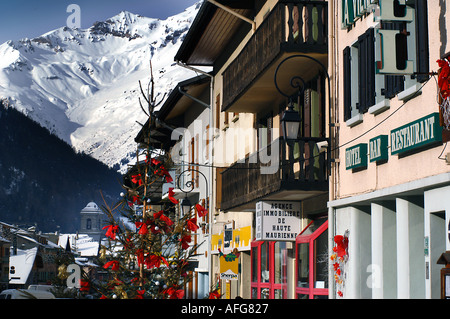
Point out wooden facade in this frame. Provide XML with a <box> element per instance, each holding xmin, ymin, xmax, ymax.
<box><xmin>222</xmin><ymin>0</ymin><xmax>328</xmax><ymax>113</ymax></box>
<box><xmin>218</xmin><ymin>1</ymin><xmax>330</xmax><ymax>212</ymax></box>
<box><xmin>221</xmin><ymin>137</ymin><xmax>329</xmax><ymax>211</ymax></box>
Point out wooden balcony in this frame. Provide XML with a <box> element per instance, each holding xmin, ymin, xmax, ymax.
<box><xmin>222</xmin><ymin>0</ymin><xmax>328</xmax><ymax>113</ymax></box>
<box><xmin>220</xmin><ymin>137</ymin><xmax>329</xmax><ymax>212</ymax></box>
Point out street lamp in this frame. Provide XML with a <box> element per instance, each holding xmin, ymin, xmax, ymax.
<box><xmin>275</xmin><ymin>54</ymin><xmax>330</xmax><ymax>143</ymax></box>
<box><xmin>281</xmin><ymin>102</ymin><xmax>301</xmax><ymax>142</ymax></box>
<box><xmin>180</xmin><ymin>197</ymin><xmax>192</xmax><ymax>217</ymax></box>
<box><xmin>176</xmin><ymin>169</ymin><xmax>208</xmax><ymax>217</ymax></box>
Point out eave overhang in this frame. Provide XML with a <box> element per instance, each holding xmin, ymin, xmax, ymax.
<box><xmin>175</xmin><ymin>0</ymin><xmax>255</xmax><ymax>66</ymax></box>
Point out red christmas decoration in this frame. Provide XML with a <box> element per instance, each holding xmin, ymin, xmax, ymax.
<box><xmin>195</xmin><ymin>203</ymin><xmax>208</xmax><ymax>218</ymax></box>
<box><xmin>103</xmin><ymin>260</ymin><xmax>120</xmax><ymax>271</ymax></box>
<box><xmin>168</xmin><ymin>188</ymin><xmax>179</xmax><ymax>204</ymax></box>
<box><xmin>103</xmin><ymin>224</ymin><xmax>119</xmax><ymax>240</ymax></box>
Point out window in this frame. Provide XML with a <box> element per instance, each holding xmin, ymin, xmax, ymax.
<box><xmin>343</xmin><ymin>28</ymin><xmax>375</xmax><ymax>122</ymax></box>
<box><xmin>358</xmin><ymin>27</ymin><xmax>376</xmax><ymax>114</ymax></box>
<box><xmin>414</xmin><ymin>0</ymin><xmax>429</xmax><ymax>83</ymax></box>
<box><xmin>257</xmin><ymin>112</ymin><xmax>273</xmax><ymax>150</ymax></box>
<box><xmin>296</xmin><ymin>219</ymin><xmax>328</xmax><ymax>299</ymax></box>
<box><xmin>215</xmin><ymin>94</ymin><xmax>221</xmax><ymax>131</ymax></box>
<box><xmin>343</xmin><ymin>1</ymin><xmax>429</xmax><ymax>123</ymax></box>
<box><xmin>224</xmin><ymin>111</ymin><xmax>229</xmax><ymax>128</ymax></box>
<box><xmin>86</xmin><ymin>218</ymin><xmax>92</xmax><ymax>230</ymax></box>
<box><xmin>205</xmin><ymin>125</ymin><xmax>210</xmax><ymax>161</ymax></box>
<box><xmin>251</xmin><ymin>241</ymin><xmax>287</xmax><ymax>299</ymax></box>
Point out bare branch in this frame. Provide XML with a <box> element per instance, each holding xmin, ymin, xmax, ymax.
<box><xmin>138</xmin><ymin>98</ymin><xmax>149</xmax><ymax>117</ymax></box>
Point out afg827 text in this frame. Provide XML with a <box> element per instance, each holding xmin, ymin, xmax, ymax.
<box><xmin>224</xmin><ymin>303</ymin><xmax>269</xmax><ymax>314</ymax></box>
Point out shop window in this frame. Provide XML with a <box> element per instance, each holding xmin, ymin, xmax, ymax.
<box><xmin>260</xmin><ymin>241</ymin><xmax>269</xmax><ymax>283</ymax></box>
<box><xmin>297</xmin><ymin>242</ymin><xmax>309</xmax><ymax>288</ymax></box>
<box><xmin>251</xmin><ymin>241</ymin><xmax>287</xmax><ymax>299</ymax></box>
<box><xmin>295</xmin><ymin>219</ymin><xmax>328</xmax><ymax>299</ymax></box>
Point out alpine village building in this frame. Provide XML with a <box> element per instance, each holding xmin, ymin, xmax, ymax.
<box><xmin>137</xmin><ymin>0</ymin><xmax>450</xmax><ymax>299</ymax></box>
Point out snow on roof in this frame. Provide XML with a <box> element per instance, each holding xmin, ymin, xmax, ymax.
<box><xmin>16</xmin><ymin>233</ymin><xmax>43</xmax><ymax>246</ymax></box>
<box><xmin>58</xmin><ymin>233</ymin><xmax>99</xmax><ymax>257</ymax></box>
<box><xmin>45</xmin><ymin>239</ymin><xmax>60</xmax><ymax>249</ymax></box>
<box><xmin>9</xmin><ymin>247</ymin><xmax>38</xmax><ymax>285</ymax></box>
<box><xmin>75</xmin><ymin>258</ymin><xmax>100</xmax><ymax>268</ymax></box>
<box><xmin>0</xmin><ymin>235</ymin><xmax>10</xmax><ymax>243</ymax></box>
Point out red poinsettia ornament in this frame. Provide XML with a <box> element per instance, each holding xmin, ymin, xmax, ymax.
<box><xmin>162</xmin><ymin>286</ymin><xmax>184</xmax><ymax>299</ymax></box>
<box><xmin>168</xmin><ymin>188</ymin><xmax>179</xmax><ymax>204</ymax></box>
<box><xmin>135</xmin><ymin>221</ymin><xmax>149</xmax><ymax>235</ymax></box>
<box><xmin>333</xmin><ymin>235</ymin><xmax>348</xmax><ymax>258</ymax></box>
<box><xmin>437</xmin><ymin>59</ymin><xmax>450</xmax><ymax>99</ymax></box>
<box><xmin>154</xmin><ymin>210</ymin><xmax>174</xmax><ymax>227</ymax></box>
<box><xmin>131</xmin><ymin>174</ymin><xmax>143</xmax><ymax>186</ymax></box>
<box><xmin>179</xmin><ymin>234</ymin><xmax>192</xmax><ymax>250</ymax></box>
<box><xmin>208</xmin><ymin>289</ymin><xmax>221</xmax><ymax>299</ymax></box>
<box><xmin>195</xmin><ymin>203</ymin><xmax>208</xmax><ymax>218</ymax></box>
<box><xmin>103</xmin><ymin>260</ymin><xmax>120</xmax><ymax>271</ymax></box>
<box><xmin>103</xmin><ymin>224</ymin><xmax>119</xmax><ymax>240</ymax></box>
<box><xmin>145</xmin><ymin>254</ymin><xmax>169</xmax><ymax>269</ymax></box>
<box><xmin>79</xmin><ymin>279</ymin><xmax>90</xmax><ymax>292</ymax></box>
<box><xmin>149</xmin><ymin>158</ymin><xmax>173</xmax><ymax>183</ymax></box>
<box><xmin>186</xmin><ymin>217</ymin><xmax>199</xmax><ymax>231</ymax></box>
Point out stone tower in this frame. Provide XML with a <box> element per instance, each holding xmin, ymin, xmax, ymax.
<box><xmin>79</xmin><ymin>202</ymin><xmax>105</xmax><ymax>241</ymax></box>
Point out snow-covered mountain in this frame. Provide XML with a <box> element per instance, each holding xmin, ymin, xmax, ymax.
<box><xmin>0</xmin><ymin>2</ymin><xmax>202</xmax><ymax>173</ymax></box>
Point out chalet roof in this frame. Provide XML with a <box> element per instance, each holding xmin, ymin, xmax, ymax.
<box><xmin>174</xmin><ymin>0</ymin><xmax>255</xmax><ymax>66</ymax></box>
<box><xmin>135</xmin><ymin>74</ymin><xmax>211</xmax><ymax>150</ymax></box>
<box><xmin>58</xmin><ymin>234</ymin><xmax>100</xmax><ymax>257</ymax></box>
<box><xmin>9</xmin><ymin>247</ymin><xmax>37</xmax><ymax>285</ymax></box>
<box><xmin>156</xmin><ymin>74</ymin><xmax>211</xmax><ymax>123</ymax></box>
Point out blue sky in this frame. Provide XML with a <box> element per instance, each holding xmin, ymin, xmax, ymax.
<box><xmin>0</xmin><ymin>0</ymin><xmax>200</xmax><ymax>44</ymax></box>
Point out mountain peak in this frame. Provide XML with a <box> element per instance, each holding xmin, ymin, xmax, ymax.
<box><xmin>109</xmin><ymin>11</ymin><xmax>144</xmax><ymax>23</ymax></box>
<box><xmin>89</xmin><ymin>11</ymin><xmax>153</xmax><ymax>40</ymax></box>
<box><xmin>0</xmin><ymin>3</ymin><xmax>202</xmax><ymax>173</ymax></box>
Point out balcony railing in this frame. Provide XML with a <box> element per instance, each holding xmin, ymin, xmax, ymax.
<box><xmin>220</xmin><ymin>137</ymin><xmax>329</xmax><ymax>211</ymax></box>
<box><xmin>222</xmin><ymin>0</ymin><xmax>328</xmax><ymax>111</ymax></box>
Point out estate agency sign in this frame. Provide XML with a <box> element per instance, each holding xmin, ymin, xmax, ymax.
<box><xmin>255</xmin><ymin>201</ymin><xmax>301</xmax><ymax>241</ymax></box>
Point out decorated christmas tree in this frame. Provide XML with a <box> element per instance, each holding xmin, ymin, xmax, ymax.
<box><xmin>55</xmin><ymin>62</ymin><xmax>216</xmax><ymax>299</ymax></box>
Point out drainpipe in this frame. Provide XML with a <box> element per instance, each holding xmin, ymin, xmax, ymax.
<box><xmin>328</xmin><ymin>0</ymin><xmax>339</xmax><ymax>299</ymax></box>
<box><xmin>207</xmin><ymin>0</ymin><xmax>256</xmax><ymax>32</ymax></box>
<box><xmin>175</xmin><ymin>60</ymin><xmax>215</xmax><ymax>295</ymax></box>
<box><xmin>178</xmin><ymin>87</ymin><xmax>210</xmax><ymax>109</ymax></box>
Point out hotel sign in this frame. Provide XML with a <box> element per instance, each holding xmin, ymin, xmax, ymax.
<box><xmin>341</xmin><ymin>0</ymin><xmax>374</xmax><ymax>29</ymax></box>
<box><xmin>391</xmin><ymin>113</ymin><xmax>442</xmax><ymax>156</ymax></box>
<box><xmin>345</xmin><ymin>113</ymin><xmax>443</xmax><ymax>173</ymax></box>
<box><xmin>345</xmin><ymin>143</ymin><xmax>368</xmax><ymax>171</ymax></box>
<box><xmin>255</xmin><ymin>201</ymin><xmax>301</xmax><ymax>241</ymax></box>
<box><xmin>342</xmin><ymin>0</ymin><xmax>416</xmax><ymax>75</ymax></box>
<box><xmin>342</xmin><ymin>0</ymin><xmax>414</xmax><ymax>29</ymax></box>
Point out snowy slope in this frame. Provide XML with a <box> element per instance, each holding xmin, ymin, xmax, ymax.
<box><xmin>0</xmin><ymin>2</ymin><xmax>202</xmax><ymax>173</ymax></box>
